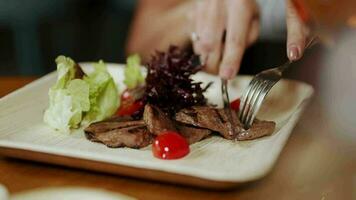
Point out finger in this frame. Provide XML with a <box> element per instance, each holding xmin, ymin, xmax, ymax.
<box><xmin>192</xmin><ymin>0</ymin><xmax>205</xmax><ymax>56</ymax></box>
<box><xmin>286</xmin><ymin>0</ymin><xmax>308</xmax><ymax>61</ymax></box>
<box><xmin>193</xmin><ymin>0</ymin><xmax>225</xmax><ymax>72</ymax></box>
<box><xmin>205</xmin><ymin>42</ymin><xmax>223</xmax><ymax>74</ymax></box>
<box><xmin>247</xmin><ymin>18</ymin><xmax>259</xmax><ymax>46</ymax></box>
<box><xmin>219</xmin><ymin>0</ymin><xmax>258</xmax><ymax>79</ymax></box>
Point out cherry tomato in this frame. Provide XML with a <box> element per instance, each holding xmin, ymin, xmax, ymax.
<box><xmin>121</xmin><ymin>90</ymin><xmax>132</xmax><ymax>101</ymax></box>
<box><xmin>116</xmin><ymin>88</ymin><xmax>145</xmax><ymax>116</ymax></box>
<box><xmin>230</xmin><ymin>98</ymin><xmax>241</xmax><ymax>111</ymax></box>
<box><xmin>152</xmin><ymin>131</ymin><xmax>190</xmax><ymax>160</ymax></box>
<box><xmin>116</xmin><ymin>100</ymin><xmax>145</xmax><ymax>116</ymax></box>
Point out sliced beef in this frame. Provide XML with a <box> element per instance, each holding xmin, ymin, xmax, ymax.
<box><xmin>175</xmin><ymin>106</ymin><xmax>241</xmax><ymax>139</ymax></box>
<box><xmin>85</xmin><ymin>104</ymin><xmax>275</xmax><ymax>149</ymax></box>
<box><xmin>102</xmin><ymin>116</ymin><xmax>134</xmax><ymax>122</ymax></box>
<box><xmin>143</xmin><ymin>104</ymin><xmax>176</xmax><ymax>135</ymax></box>
<box><xmin>175</xmin><ymin>106</ymin><xmax>275</xmax><ymax>140</ymax></box>
<box><xmin>176</xmin><ymin>124</ymin><xmax>211</xmax><ymax>144</ymax></box>
<box><xmin>236</xmin><ymin>119</ymin><xmax>276</xmax><ymax>141</ymax></box>
<box><xmin>85</xmin><ymin>124</ymin><xmax>153</xmax><ymax>148</ymax></box>
<box><xmin>84</xmin><ymin>119</ymin><xmax>145</xmax><ymax>134</ymax></box>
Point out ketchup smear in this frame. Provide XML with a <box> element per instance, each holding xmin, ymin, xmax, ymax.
<box><xmin>152</xmin><ymin>131</ymin><xmax>190</xmax><ymax>159</ymax></box>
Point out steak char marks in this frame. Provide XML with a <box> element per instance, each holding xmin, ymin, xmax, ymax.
<box><xmin>85</xmin><ymin>104</ymin><xmax>212</xmax><ymax>148</ymax></box>
<box><xmin>175</xmin><ymin>106</ymin><xmax>242</xmax><ymax>139</ymax></box>
<box><xmin>143</xmin><ymin>104</ymin><xmax>177</xmax><ymax>135</ymax></box>
<box><xmin>84</xmin><ymin>117</ymin><xmax>152</xmax><ymax>148</ymax></box>
<box><xmin>85</xmin><ymin>104</ymin><xmax>275</xmax><ymax>148</ymax></box>
<box><xmin>143</xmin><ymin>104</ymin><xmax>211</xmax><ymax>144</ymax></box>
<box><xmin>175</xmin><ymin>106</ymin><xmax>275</xmax><ymax>140</ymax></box>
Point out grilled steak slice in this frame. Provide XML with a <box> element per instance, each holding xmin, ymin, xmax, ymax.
<box><xmin>175</xmin><ymin>106</ymin><xmax>241</xmax><ymax>139</ymax></box>
<box><xmin>236</xmin><ymin>119</ymin><xmax>275</xmax><ymax>140</ymax></box>
<box><xmin>102</xmin><ymin>116</ymin><xmax>133</xmax><ymax>122</ymax></box>
<box><xmin>84</xmin><ymin>119</ymin><xmax>145</xmax><ymax>134</ymax></box>
<box><xmin>175</xmin><ymin>106</ymin><xmax>275</xmax><ymax>140</ymax></box>
<box><xmin>177</xmin><ymin>124</ymin><xmax>211</xmax><ymax>144</ymax></box>
<box><xmin>143</xmin><ymin>104</ymin><xmax>176</xmax><ymax>135</ymax></box>
<box><xmin>85</xmin><ymin>124</ymin><xmax>153</xmax><ymax>148</ymax></box>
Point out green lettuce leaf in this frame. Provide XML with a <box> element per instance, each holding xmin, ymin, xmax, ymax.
<box><xmin>44</xmin><ymin>56</ymin><xmax>119</xmax><ymax>132</ymax></box>
<box><xmin>44</xmin><ymin>56</ymin><xmax>90</xmax><ymax>132</ymax></box>
<box><xmin>82</xmin><ymin>60</ymin><xmax>119</xmax><ymax>124</ymax></box>
<box><xmin>67</xmin><ymin>79</ymin><xmax>90</xmax><ymax>127</ymax></box>
<box><xmin>124</xmin><ymin>54</ymin><xmax>144</xmax><ymax>89</ymax></box>
<box><xmin>54</xmin><ymin>55</ymin><xmax>76</xmax><ymax>89</ymax></box>
<box><xmin>44</xmin><ymin>88</ymin><xmax>74</xmax><ymax>133</ymax></box>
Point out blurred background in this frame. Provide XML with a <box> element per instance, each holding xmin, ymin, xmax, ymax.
<box><xmin>0</xmin><ymin>0</ymin><xmax>136</xmax><ymax>75</ymax></box>
<box><xmin>0</xmin><ymin>0</ymin><xmax>288</xmax><ymax>76</ymax></box>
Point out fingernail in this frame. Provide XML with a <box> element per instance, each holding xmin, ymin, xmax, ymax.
<box><xmin>288</xmin><ymin>45</ymin><xmax>300</xmax><ymax>61</ymax></box>
<box><xmin>219</xmin><ymin>67</ymin><xmax>234</xmax><ymax>80</ymax></box>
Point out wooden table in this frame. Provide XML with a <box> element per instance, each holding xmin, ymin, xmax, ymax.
<box><xmin>0</xmin><ymin>76</ymin><xmax>355</xmax><ymax>199</ymax></box>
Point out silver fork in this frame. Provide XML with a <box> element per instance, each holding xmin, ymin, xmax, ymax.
<box><xmin>221</xmin><ymin>78</ymin><xmax>236</xmax><ymax>135</ymax></box>
<box><xmin>238</xmin><ymin>37</ymin><xmax>317</xmax><ymax>129</ymax></box>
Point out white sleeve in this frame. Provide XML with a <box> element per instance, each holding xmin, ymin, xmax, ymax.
<box><xmin>256</xmin><ymin>0</ymin><xmax>287</xmax><ymax>41</ymax></box>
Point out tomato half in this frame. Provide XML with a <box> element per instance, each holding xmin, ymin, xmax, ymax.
<box><xmin>116</xmin><ymin>89</ymin><xmax>145</xmax><ymax>116</ymax></box>
<box><xmin>116</xmin><ymin>100</ymin><xmax>145</xmax><ymax>116</ymax></box>
<box><xmin>152</xmin><ymin>131</ymin><xmax>190</xmax><ymax>160</ymax></box>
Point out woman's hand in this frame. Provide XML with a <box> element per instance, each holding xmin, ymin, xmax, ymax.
<box><xmin>286</xmin><ymin>0</ymin><xmax>310</xmax><ymax>61</ymax></box>
<box><xmin>192</xmin><ymin>0</ymin><xmax>259</xmax><ymax>80</ymax></box>
<box><xmin>191</xmin><ymin>0</ymin><xmax>310</xmax><ymax>80</ymax></box>
<box><xmin>128</xmin><ymin>0</ymin><xmax>310</xmax><ymax>78</ymax></box>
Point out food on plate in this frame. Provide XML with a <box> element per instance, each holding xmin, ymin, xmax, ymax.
<box><xmin>144</xmin><ymin>46</ymin><xmax>210</xmax><ymax>115</ymax></box>
<box><xmin>85</xmin><ymin>116</ymin><xmax>152</xmax><ymax>149</ymax></box>
<box><xmin>81</xmin><ymin>60</ymin><xmax>119</xmax><ymax>124</ymax></box>
<box><xmin>230</xmin><ymin>98</ymin><xmax>241</xmax><ymax>111</ymax></box>
<box><xmin>152</xmin><ymin>131</ymin><xmax>190</xmax><ymax>159</ymax></box>
<box><xmin>43</xmin><ymin>56</ymin><xmax>90</xmax><ymax>133</ymax></box>
<box><xmin>84</xmin><ymin>104</ymin><xmax>211</xmax><ymax>149</ymax></box>
<box><xmin>123</xmin><ymin>54</ymin><xmax>145</xmax><ymax>89</ymax></box>
<box><xmin>44</xmin><ymin>47</ymin><xmax>275</xmax><ymax>159</ymax></box>
<box><xmin>83</xmin><ymin>46</ymin><xmax>275</xmax><ymax>159</ymax></box>
<box><xmin>143</xmin><ymin>104</ymin><xmax>177</xmax><ymax>135</ymax></box>
<box><xmin>44</xmin><ymin>56</ymin><xmax>119</xmax><ymax>133</ymax></box>
<box><xmin>175</xmin><ymin>106</ymin><xmax>275</xmax><ymax>140</ymax></box>
<box><xmin>116</xmin><ymin>55</ymin><xmax>146</xmax><ymax>118</ymax></box>
<box><xmin>116</xmin><ymin>87</ymin><xmax>145</xmax><ymax>117</ymax></box>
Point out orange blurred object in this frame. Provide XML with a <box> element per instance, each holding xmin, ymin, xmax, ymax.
<box><xmin>292</xmin><ymin>0</ymin><xmax>356</xmax><ymax>27</ymax></box>
<box><xmin>292</xmin><ymin>0</ymin><xmax>356</xmax><ymax>41</ymax></box>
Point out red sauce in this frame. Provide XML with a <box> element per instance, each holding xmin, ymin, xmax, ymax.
<box><xmin>230</xmin><ymin>98</ymin><xmax>241</xmax><ymax>111</ymax></box>
<box><xmin>152</xmin><ymin>131</ymin><xmax>190</xmax><ymax>159</ymax></box>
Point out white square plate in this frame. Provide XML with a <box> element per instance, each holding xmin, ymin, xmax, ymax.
<box><xmin>0</xmin><ymin>63</ymin><xmax>313</xmax><ymax>189</ymax></box>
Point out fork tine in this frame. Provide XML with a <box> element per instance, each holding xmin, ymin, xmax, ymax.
<box><xmin>246</xmin><ymin>81</ymin><xmax>277</xmax><ymax>127</ymax></box>
<box><xmin>239</xmin><ymin>78</ymin><xmax>258</xmax><ymax>118</ymax></box>
<box><xmin>241</xmin><ymin>80</ymin><xmax>266</xmax><ymax>126</ymax></box>
<box><xmin>240</xmin><ymin>80</ymin><xmax>265</xmax><ymax>125</ymax></box>
<box><xmin>239</xmin><ymin>80</ymin><xmax>259</xmax><ymax>122</ymax></box>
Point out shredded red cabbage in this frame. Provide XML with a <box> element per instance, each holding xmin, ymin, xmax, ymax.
<box><xmin>144</xmin><ymin>46</ymin><xmax>210</xmax><ymax>116</ymax></box>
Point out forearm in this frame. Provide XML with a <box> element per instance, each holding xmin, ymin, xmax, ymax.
<box><xmin>127</xmin><ymin>1</ymin><xmax>194</xmax><ymax>61</ymax></box>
